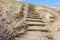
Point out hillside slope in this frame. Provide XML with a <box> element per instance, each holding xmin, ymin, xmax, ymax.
<box><xmin>0</xmin><ymin>0</ymin><xmax>60</xmax><ymax>40</ymax></box>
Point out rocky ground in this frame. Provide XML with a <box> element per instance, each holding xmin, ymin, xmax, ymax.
<box><xmin>0</xmin><ymin>0</ymin><xmax>60</xmax><ymax>40</ymax></box>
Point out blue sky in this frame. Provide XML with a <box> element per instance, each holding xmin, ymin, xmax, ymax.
<box><xmin>20</xmin><ymin>0</ymin><xmax>60</xmax><ymax>8</ymax></box>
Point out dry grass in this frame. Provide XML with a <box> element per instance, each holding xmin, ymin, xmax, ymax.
<box><xmin>0</xmin><ymin>0</ymin><xmax>27</xmax><ymax>40</ymax></box>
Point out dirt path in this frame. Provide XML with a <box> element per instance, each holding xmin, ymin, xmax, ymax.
<box><xmin>50</xmin><ymin>12</ymin><xmax>60</xmax><ymax>40</ymax></box>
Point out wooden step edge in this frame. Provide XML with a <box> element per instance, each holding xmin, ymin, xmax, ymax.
<box><xmin>26</xmin><ymin>17</ymin><xmax>42</xmax><ymax>19</ymax></box>
<box><xmin>27</xmin><ymin>29</ymin><xmax>49</xmax><ymax>32</ymax></box>
<box><xmin>26</xmin><ymin>20</ymin><xmax>45</xmax><ymax>23</ymax></box>
<box><xmin>43</xmin><ymin>36</ymin><xmax>53</xmax><ymax>40</ymax></box>
<box><xmin>27</xmin><ymin>24</ymin><xmax>46</xmax><ymax>26</ymax></box>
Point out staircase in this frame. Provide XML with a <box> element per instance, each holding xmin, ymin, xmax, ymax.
<box><xmin>15</xmin><ymin>4</ymin><xmax>53</xmax><ymax>40</ymax></box>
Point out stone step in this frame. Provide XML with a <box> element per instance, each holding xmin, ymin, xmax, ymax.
<box><xmin>27</xmin><ymin>15</ymin><xmax>40</xmax><ymax>17</ymax></box>
<box><xmin>27</xmin><ymin>26</ymin><xmax>48</xmax><ymax>30</ymax></box>
<box><xmin>27</xmin><ymin>29</ymin><xmax>49</xmax><ymax>32</ymax></box>
<box><xmin>27</xmin><ymin>26</ymin><xmax>49</xmax><ymax>32</ymax></box>
<box><xmin>27</xmin><ymin>16</ymin><xmax>40</xmax><ymax>18</ymax></box>
<box><xmin>26</xmin><ymin>16</ymin><xmax>42</xmax><ymax>19</ymax></box>
<box><xmin>28</xmin><ymin>12</ymin><xmax>39</xmax><ymax>15</ymax></box>
<box><xmin>27</xmin><ymin>12</ymin><xmax>39</xmax><ymax>14</ymax></box>
<box><xmin>15</xmin><ymin>31</ymin><xmax>49</xmax><ymax>40</ymax></box>
<box><xmin>27</xmin><ymin>24</ymin><xmax>45</xmax><ymax>26</ymax></box>
<box><xmin>26</xmin><ymin>20</ymin><xmax>45</xmax><ymax>23</ymax></box>
<box><xmin>42</xmin><ymin>36</ymin><xmax>53</xmax><ymax>40</ymax></box>
<box><xmin>26</xmin><ymin>18</ymin><xmax>44</xmax><ymax>23</ymax></box>
<box><xmin>41</xmin><ymin>37</ymin><xmax>52</xmax><ymax>40</ymax></box>
<box><xmin>26</xmin><ymin>18</ymin><xmax>42</xmax><ymax>20</ymax></box>
<box><xmin>27</xmin><ymin>15</ymin><xmax>40</xmax><ymax>18</ymax></box>
<box><xmin>26</xmin><ymin>16</ymin><xmax>40</xmax><ymax>18</ymax></box>
<box><xmin>27</xmin><ymin>21</ymin><xmax>46</xmax><ymax>25</ymax></box>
